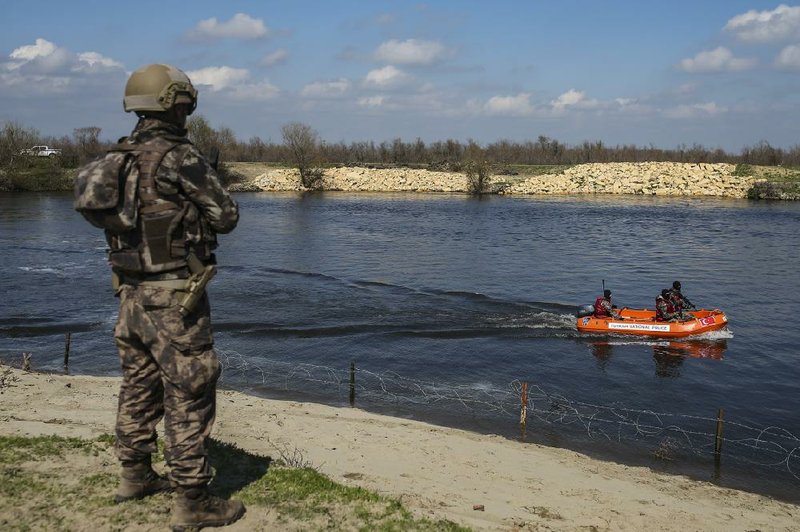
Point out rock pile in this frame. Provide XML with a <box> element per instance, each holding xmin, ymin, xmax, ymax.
<box><xmin>248</xmin><ymin>162</ymin><xmax>761</xmax><ymax>198</ymax></box>
<box><xmin>255</xmin><ymin>167</ymin><xmax>471</xmax><ymax>192</ymax></box>
<box><xmin>503</xmin><ymin>162</ymin><xmax>758</xmax><ymax>198</ymax></box>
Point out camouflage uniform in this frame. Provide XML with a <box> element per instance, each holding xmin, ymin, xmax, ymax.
<box><xmin>666</xmin><ymin>288</ymin><xmax>695</xmax><ymax>321</ymax></box>
<box><xmin>112</xmin><ymin>118</ymin><xmax>238</xmax><ymax>489</ymax></box>
<box><xmin>655</xmin><ymin>295</ymin><xmax>681</xmax><ymax>322</ymax></box>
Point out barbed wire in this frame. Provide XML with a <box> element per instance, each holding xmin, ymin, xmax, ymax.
<box><xmin>217</xmin><ymin>350</ymin><xmax>800</xmax><ymax>483</ymax></box>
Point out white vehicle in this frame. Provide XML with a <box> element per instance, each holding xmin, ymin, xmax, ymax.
<box><xmin>19</xmin><ymin>145</ymin><xmax>62</xmax><ymax>157</ymax></box>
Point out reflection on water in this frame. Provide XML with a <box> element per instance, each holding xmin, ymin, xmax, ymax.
<box><xmin>589</xmin><ymin>338</ymin><xmax>727</xmax><ymax>377</ymax></box>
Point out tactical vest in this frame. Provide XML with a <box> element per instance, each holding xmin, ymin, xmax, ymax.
<box><xmin>655</xmin><ymin>296</ymin><xmax>676</xmax><ymax>321</ymax></box>
<box><xmin>106</xmin><ymin>136</ymin><xmax>211</xmax><ymax>275</ymax></box>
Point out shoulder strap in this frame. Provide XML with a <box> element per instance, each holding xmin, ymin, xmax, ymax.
<box><xmin>110</xmin><ymin>137</ymin><xmax>188</xmax><ymax>214</ymax></box>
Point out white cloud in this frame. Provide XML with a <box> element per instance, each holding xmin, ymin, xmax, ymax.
<box><xmin>484</xmin><ymin>93</ymin><xmax>535</xmax><ymax>116</ymax></box>
<box><xmin>677</xmin><ymin>47</ymin><xmax>756</xmax><ymax>72</ymax></box>
<box><xmin>364</xmin><ymin>65</ymin><xmax>412</xmax><ymax>87</ymax></box>
<box><xmin>260</xmin><ymin>49</ymin><xmax>288</xmax><ymax>67</ymax></box>
<box><xmin>9</xmin><ymin>38</ymin><xmax>57</xmax><ymax>61</ymax></box>
<box><xmin>725</xmin><ymin>4</ymin><xmax>800</xmax><ymax>43</ymax></box>
<box><xmin>374</xmin><ymin>39</ymin><xmax>448</xmax><ymax>65</ymax></box>
<box><xmin>187</xmin><ymin>66</ymin><xmax>250</xmax><ymax>91</ymax></box>
<box><xmin>300</xmin><ymin>78</ymin><xmax>351</xmax><ymax>98</ymax></box>
<box><xmin>775</xmin><ymin>44</ymin><xmax>800</xmax><ymax>68</ymax></box>
<box><xmin>187</xmin><ymin>13</ymin><xmax>269</xmax><ymax>41</ymax></box>
<box><xmin>550</xmin><ymin>89</ymin><xmax>601</xmax><ymax>111</ymax></box>
<box><xmin>76</xmin><ymin>52</ymin><xmax>123</xmax><ymax>71</ymax></box>
<box><xmin>185</xmin><ymin>66</ymin><xmax>278</xmax><ymax>100</ymax></box>
<box><xmin>664</xmin><ymin>102</ymin><xmax>727</xmax><ymax>119</ymax></box>
<box><xmin>358</xmin><ymin>95</ymin><xmax>385</xmax><ymax>108</ymax></box>
<box><xmin>5</xmin><ymin>38</ymin><xmax>71</xmax><ymax>73</ymax></box>
<box><xmin>1</xmin><ymin>38</ymin><xmax>125</xmax><ymax>96</ymax></box>
<box><xmin>226</xmin><ymin>81</ymin><xmax>280</xmax><ymax>101</ymax></box>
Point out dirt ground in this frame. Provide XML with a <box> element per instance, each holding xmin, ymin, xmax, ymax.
<box><xmin>1</xmin><ymin>366</ymin><xmax>798</xmax><ymax>531</ymax></box>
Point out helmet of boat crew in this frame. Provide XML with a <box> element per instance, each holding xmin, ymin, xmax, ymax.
<box><xmin>672</xmin><ymin>281</ymin><xmax>681</xmax><ymax>290</ymax></box>
<box><xmin>603</xmin><ymin>289</ymin><xmax>612</xmax><ymax>298</ymax></box>
<box><xmin>661</xmin><ymin>289</ymin><xmax>670</xmax><ymax>297</ymax></box>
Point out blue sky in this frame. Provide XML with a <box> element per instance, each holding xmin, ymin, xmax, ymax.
<box><xmin>2</xmin><ymin>1</ymin><xmax>800</xmax><ymax>151</ymax></box>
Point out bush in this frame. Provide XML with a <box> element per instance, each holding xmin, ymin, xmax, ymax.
<box><xmin>7</xmin><ymin>158</ymin><xmax>71</xmax><ymax>191</ymax></box>
<box><xmin>747</xmin><ymin>181</ymin><xmax>800</xmax><ymax>200</ymax></box>
<box><xmin>464</xmin><ymin>159</ymin><xmax>492</xmax><ymax>195</ymax></box>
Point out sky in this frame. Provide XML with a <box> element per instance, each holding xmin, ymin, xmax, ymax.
<box><xmin>2</xmin><ymin>1</ymin><xmax>800</xmax><ymax>152</ymax></box>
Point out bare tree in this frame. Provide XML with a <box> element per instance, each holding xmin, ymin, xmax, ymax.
<box><xmin>281</xmin><ymin>122</ymin><xmax>323</xmax><ymax>189</ymax></box>
<box><xmin>187</xmin><ymin>114</ymin><xmax>216</xmax><ymax>156</ymax></box>
<box><xmin>72</xmin><ymin>126</ymin><xmax>102</xmax><ymax>164</ymax></box>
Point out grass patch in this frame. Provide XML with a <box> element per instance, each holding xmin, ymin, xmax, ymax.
<box><xmin>732</xmin><ymin>163</ymin><xmax>753</xmax><ymax>177</ymax></box>
<box><xmin>0</xmin><ymin>434</ymin><xmax>468</xmax><ymax>531</ymax></box>
<box><xmin>0</xmin><ymin>434</ymin><xmax>107</xmax><ymax>464</ymax></box>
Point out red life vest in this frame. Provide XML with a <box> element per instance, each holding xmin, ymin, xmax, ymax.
<box><xmin>655</xmin><ymin>295</ymin><xmax>676</xmax><ymax>321</ymax></box>
<box><xmin>655</xmin><ymin>296</ymin><xmax>666</xmax><ymax>321</ymax></box>
<box><xmin>593</xmin><ymin>296</ymin><xmax>610</xmax><ymax>317</ymax></box>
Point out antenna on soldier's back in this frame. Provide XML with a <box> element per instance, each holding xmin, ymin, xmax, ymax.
<box><xmin>602</xmin><ymin>279</ymin><xmax>605</xmax><ymax>293</ymax></box>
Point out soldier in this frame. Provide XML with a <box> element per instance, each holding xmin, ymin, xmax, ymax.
<box><xmin>76</xmin><ymin>64</ymin><xmax>244</xmax><ymax>530</ymax></box>
<box><xmin>593</xmin><ymin>289</ymin><xmax>622</xmax><ymax>319</ymax></box>
<box><xmin>668</xmin><ymin>280</ymin><xmax>696</xmax><ymax>312</ymax></box>
<box><xmin>655</xmin><ymin>289</ymin><xmax>681</xmax><ymax>322</ymax></box>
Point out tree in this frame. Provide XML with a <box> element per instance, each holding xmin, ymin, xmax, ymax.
<box><xmin>72</xmin><ymin>127</ymin><xmax>102</xmax><ymax>164</ymax></box>
<box><xmin>281</xmin><ymin>122</ymin><xmax>323</xmax><ymax>189</ymax></box>
<box><xmin>187</xmin><ymin>115</ymin><xmax>216</xmax><ymax>155</ymax></box>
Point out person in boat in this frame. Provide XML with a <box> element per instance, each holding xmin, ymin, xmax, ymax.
<box><xmin>667</xmin><ymin>281</ymin><xmax>696</xmax><ymax>320</ymax></box>
<box><xmin>667</xmin><ymin>281</ymin><xmax>696</xmax><ymax>312</ymax></box>
<box><xmin>593</xmin><ymin>289</ymin><xmax>622</xmax><ymax>319</ymax></box>
<box><xmin>655</xmin><ymin>289</ymin><xmax>682</xmax><ymax>322</ymax></box>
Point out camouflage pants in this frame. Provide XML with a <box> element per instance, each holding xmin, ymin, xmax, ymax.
<box><xmin>114</xmin><ymin>284</ymin><xmax>221</xmax><ymax>488</ymax></box>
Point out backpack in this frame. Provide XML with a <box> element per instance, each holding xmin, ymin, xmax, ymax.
<box><xmin>74</xmin><ymin>148</ymin><xmax>141</xmax><ymax>233</ymax></box>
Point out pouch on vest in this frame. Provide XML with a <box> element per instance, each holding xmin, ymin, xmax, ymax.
<box><xmin>74</xmin><ymin>152</ymin><xmax>139</xmax><ymax>233</ymax></box>
<box><xmin>140</xmin><ymin>209</ymin><xmax>187</xmax><ymax>272</ymax></box>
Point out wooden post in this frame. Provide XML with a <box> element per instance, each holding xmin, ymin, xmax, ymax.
<box><xmin>520</xmin><ymin>382</ymin><xmax>529</xmax><ymax>441</ymax></box>
<box><xmin>63</xmin><ymin>333</ymin><xmax>71</xmax><ymax>369</ymax></box>
<box><xmin>22</xmin><ymin>352</ymin><xmax>31</xmax><ymax>372</ymax></box>
<box><xmin>714</xmin><ymin>408</ymin><xmax>725</xmax><ymax>464</ymax></box>
<box><xmin>349</xmin><ymin>361</ymin><xmax>355</xmax><ymax>406</ymax></box>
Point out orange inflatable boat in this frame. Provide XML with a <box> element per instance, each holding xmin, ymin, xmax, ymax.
<box><xmin>576</xmin><ymin>308</ymin><xmax>728</xmax><ymax>338</ymax></box>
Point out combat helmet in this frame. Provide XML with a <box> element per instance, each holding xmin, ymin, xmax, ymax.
<box><xmin>123</xmin><ymin>64</ymin><xmax>198</xmax><ymax>115</ymax></box>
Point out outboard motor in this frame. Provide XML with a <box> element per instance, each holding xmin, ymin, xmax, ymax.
<box><xmin>576</xmin><ymin>304</ymin><xmax>595</xmax><ymax>318</ymax></box>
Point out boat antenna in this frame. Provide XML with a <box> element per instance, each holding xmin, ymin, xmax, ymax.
<box><xmin>602</xmin><ymin>279</ymin><xmax>605</xmax><ymax>293</ymax></box>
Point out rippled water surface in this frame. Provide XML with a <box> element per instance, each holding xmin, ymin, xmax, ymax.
<box><xmin>2</xmin><ymin>191</ymin><xmax>799</xmax><ymax>500</ymax></box>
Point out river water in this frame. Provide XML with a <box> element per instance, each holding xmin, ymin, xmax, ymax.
<box><xmin>1</xmin><ymin>191</ymin><xmax>799</xmax><ymax>501</ymax></box>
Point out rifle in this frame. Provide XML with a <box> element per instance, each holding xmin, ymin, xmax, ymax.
<box><xmin>179</xmin><ymin>264</ymin><xmax>217</xmax><ymax>316</ymax></box>
<box><xmin>208</xmin><ymin>146</ymin><xmax>220</xmax><ymax>171</ymax></box>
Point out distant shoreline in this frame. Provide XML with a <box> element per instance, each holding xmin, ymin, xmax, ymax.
<box><xmin>231</xmin><ymin>161</ymin><xmax>798</xmax><ymax>199</ymax></box>
<box><xmin>3</xmin><ymin>161</ymin><xmax>799</xmax><ymax>199</ymax></box>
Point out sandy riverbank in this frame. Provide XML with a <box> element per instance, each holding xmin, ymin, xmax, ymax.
<box><xmin>0</xmin><ymin>366</ymin><xmax>796</xmax><ymax>531</ymax></box>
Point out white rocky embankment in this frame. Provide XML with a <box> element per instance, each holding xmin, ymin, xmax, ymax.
<box><xmin>254</xmin><ymin>166</ymin><xmax>470</xmax><ymax>192</ymax></box>
<box><xmin>504</xmin><ymin>162</ymin><xmax>758</xmax><ymax>198</ymax></box>
<box><xmin>247</xmin><ymin>162</ymin><xmax>761</xmax><ymax>198</ymax></box>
